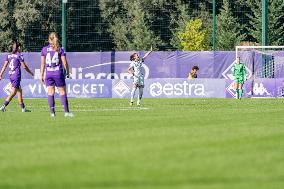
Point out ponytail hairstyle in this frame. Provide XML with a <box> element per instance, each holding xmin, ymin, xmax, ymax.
<box><xmin>12</xmin><ymin>42</ymin><xmax>21</xmax><ymax>54</ymax></box>
<box><xmin>48</xmin><ymin>32</ymin><xmax>60</xmax><ymax>52</ymax></box>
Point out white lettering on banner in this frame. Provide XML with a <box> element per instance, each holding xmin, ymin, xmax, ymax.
<box><xmin>174</xmin><ymin>84</ymin><xmax>183</xmax><ymax>95</ymax></box>
<box><xmin>253</xmin><ymin>83</ymin><xmax>271</xmax><ymax>96</ymax></box>
<box><xmin>29</xmin><ymin>84</ymin><xmax>37</xmax><ymax>94</ymax></box>
<box><xmin>28</xmin><ymin>83</ymin><xmax>105</xmax><ymax>95</ymax></box>
<box><xmin>73</xmin><ymin>84</ymin><xmax>80</xmax><ymax>94</ymax></box>
<box><xmin>150</xmin><ymin>82</ymin><xmax>163</xmax><ymax>97</ymax></box>
<box><xmin>29</xmin><ymin>84</ymin><xmax>51</xmax><ymax>94</ymax></box>
<box><xmin>163</xmin><ymin>83</ymin><xmax>173</xmax><ymax>96</ymax></box>
<box><xmin>150</xmin><ymin>81</ymin><xmax>205</xmax><ymax>97</ymax></box>
<box><xmin>3</xmin><ymin>83</ymin><xmax>12</xmax><ymax>95</ymax></box>
<box><xmin>34</xmin><ymin>61</ymin><xmax>150</xmax><ymax>80</ymax></box>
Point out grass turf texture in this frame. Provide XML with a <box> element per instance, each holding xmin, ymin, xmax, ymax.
<box><xmin>0</xmin><ymin>98</ymin><xmax>283</xmax><ymax>189</ymax></box>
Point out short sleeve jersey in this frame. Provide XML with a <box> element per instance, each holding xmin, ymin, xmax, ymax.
<box><xmin>129</xmin><ymin>58</ymin><xmax>144</xmax><ymax>77</ymax></box>
<box><xmin>41</xmin><ymin>45</ymin><xmax>66</xmax><ymax>76</ymax></box>
<box><xmin>5</xmin><ymin>52</ymin><xmax>24</xmax><ymax>80</ymax></box>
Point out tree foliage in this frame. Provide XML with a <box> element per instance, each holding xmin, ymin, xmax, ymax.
<box><xmin>238</xmin><ymin>0</ymin><xmax>284</xmax><ymax>45</ymax></box>
<box><xmin>0</xmin><ymin>0</ymin><xmax>60</xmax><ymax>51</ymax></box>
<box><xmin>217</xmin><ymin>0</ymin><xmax>246</xmax><ymax>50</ymax></box>
<box><xmin>0</xmin><ymin>0</ymin><xmax>284</xmax><ymax>52</ymax></box>
<box><xmin>178</xmin><ymin>19</ymin><xmax>210</xmax><ymax>51</ymax></box>
<box><xmin>99</xmin><ymin>0</ymin><xmax>162</xmax><ymax>51</ymax></box>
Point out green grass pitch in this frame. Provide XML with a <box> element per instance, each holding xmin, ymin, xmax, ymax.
<box><xmin>0</xmin><ymin>98</ymin><xmax>284</xmax><ymax>189</ymax></box>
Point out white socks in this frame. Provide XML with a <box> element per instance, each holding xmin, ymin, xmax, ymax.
<box><xmin>130</xmin><ymin>88</ymin><xmax>137</xmax><ymax>103</ymax></box>
<box><xmin>131</xmin><ymin>87</ymin><xmax>144</xmax><ymax>105</ymax></box>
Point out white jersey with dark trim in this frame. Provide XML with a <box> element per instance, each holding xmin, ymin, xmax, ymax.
<box><xmin>129</xmin><ymin>59</ymin><xmax>144</xmax><ymax>77</ymax></box>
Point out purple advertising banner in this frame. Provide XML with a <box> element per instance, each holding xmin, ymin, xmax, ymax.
<box><xmin>3</xmin><ymin>51</ymin><xmax>284</xmax><ymax>80</ymax></box>
<box><xmin>1</xmin><ymin>78</ymin><xmax>284</xmax><ymax>99</ymax></box>
<box><xmin>0</xmin><ymin>79</ymin><xmax>112</xmax><ymax>98</ymax></box>
<box><xmin>225</xmin><ymin>79</ymin><xmax>284</xmax><ymax>98</ymax></box>
<box><xmin>112</xmin><ymin>79</ymin><xmax>226</xmax><ymax>98</ymax></box>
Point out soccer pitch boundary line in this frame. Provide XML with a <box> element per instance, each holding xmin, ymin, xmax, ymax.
<box><xmin>0</xmin><ymin>107</ymin><xmax>151</xmax><ymax>113</ymax></box>
<box><xmin>72</xmin><ymin>107</ymin><xmax>151</xmax><ymax>112</ymax></box>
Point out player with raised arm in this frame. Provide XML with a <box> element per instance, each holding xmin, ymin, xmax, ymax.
<box><xmin>232</xmin><ymin>57</ymin><xmax>246</xmax><ymax>99</ymax></box>
<box><xmin>0</xmin><ymin>42</ymin><xmax>34</xmax><ymax>112</ymax></box>
<box><xmin>128</xmin><ymin>47</ymin><xmax>152</xmax><ymax>107</ymax></box>
<box><xmin>40</xmin><ymin>32</ymin><xmax>73</xmax><ymax>117</ymax></box>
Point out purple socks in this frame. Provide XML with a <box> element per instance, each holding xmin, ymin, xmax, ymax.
<box><xmin>4</xmin><ymin>101</ymin><xmax>9</xmax><ymax>107</ymax></box>
<box><xmin>48</xmin><ymin>95</ymin><xmax>55</xmax><ymax>113</ymax></box>
<box><xmin>20</xmin><ymin>103</ymin><xmax>25</xmax><ymax>109</ymax></box>
<box><xmin>60</xmin><ymin>94</ymin><xmax>69</xmax><ymax>113</ymax></box>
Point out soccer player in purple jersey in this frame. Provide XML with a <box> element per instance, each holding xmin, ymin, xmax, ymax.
<box><xmin>40</xmin><ymin>32</ymin><xmax>73</xmax><ymax>117</ymax></box>
<box><xmin>0</xmin><ymin>42</ymin><xmax>34</xmax><ymax>112</ymax></box>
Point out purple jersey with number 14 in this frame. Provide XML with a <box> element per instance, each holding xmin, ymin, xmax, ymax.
<box><xmin>41</xmin><ymin>45</ymin><xmax>66</xmax><ymax>87</ymax></box>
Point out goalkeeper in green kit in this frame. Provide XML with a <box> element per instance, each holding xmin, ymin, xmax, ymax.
<box><xmin>232</xmin><ymin>57</ymin><xmax>246</xmax><ymax>99</ymax></box>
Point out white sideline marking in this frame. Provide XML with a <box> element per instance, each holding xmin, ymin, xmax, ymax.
<box><xmin>73</xmin><ymin>107</ymin><xmax>150</xmax><ymax>112</ymax></box>
<box><xmin>0</xmin><ymin>107</ymin><xmax>150</xmax><ymax>113</ymax></box>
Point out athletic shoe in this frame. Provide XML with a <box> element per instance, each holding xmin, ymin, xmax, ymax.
<box><xmin>0</xmin><ymin>106</ymin><xmax>6</xmax><ymax>112</ymax></box>
<box><xmin>64</xmin><ymin>112</ymin><xmax>74</xmax><ymax>117</ymax></box>
<box><xmin>130</xmin><ymin>102</ymin><xmax>134</xmax><ymax>107</ymax></box>
<box><xmin>137</xmin><ymin>101</ymin><xmax>141</xmax><ymax>108</ymax></box>
<box><xmin>22</xmin><ymin>108</ymin><xmax>31</xmax><ymax>113</ymax></box>
<box><xmin>51</xmin><ymin>113</ymin><xmax>56</xmax><ymax>117</ymax></box>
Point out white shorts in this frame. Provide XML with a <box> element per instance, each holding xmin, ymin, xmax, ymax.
<box><xmin>133</xmin><ymin>75</ymin><xmax>144</xmax><ymax>86</ymax></box>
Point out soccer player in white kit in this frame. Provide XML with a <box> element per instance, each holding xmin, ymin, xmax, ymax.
<box><xmin>128</xmin><ymin>47</ymin><xmax>152</xmax><ymax>107</ymax></box>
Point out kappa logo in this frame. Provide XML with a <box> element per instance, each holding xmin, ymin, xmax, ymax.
<box><xmin>222</xmin><ymin>60</ymin><xmax>252</xmax><ymax>80</ymax></box>
<box><xmin>113</xmin><ymin>80</ymin><xmax>130</xmax><ymax>97</ymax></box>
<box><xmin>251</xmin><ymin>83</ymin><xmax>272</xmax><ymax>96</ymax></box>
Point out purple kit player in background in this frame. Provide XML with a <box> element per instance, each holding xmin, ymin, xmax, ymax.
<box><xmin>40</xmin><ymin>32</ymin><xmax>73</xmax><ymax>117</ymax></box>
<box><xmin>0</xmin><ymin>42</ymin><xmax>34</xmax><ymax>112</ymax></box>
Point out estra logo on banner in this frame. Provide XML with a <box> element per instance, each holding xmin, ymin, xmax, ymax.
<box><xmin>149</xmin><ymin>81</ymin><xmax>205</xmax><ymax>97</ymax></box>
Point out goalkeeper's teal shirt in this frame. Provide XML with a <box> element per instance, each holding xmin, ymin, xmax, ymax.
<box><xmin>232</xmin><ymin>63</ymin><xmax>246</xmax><ymax>80</ymax></box>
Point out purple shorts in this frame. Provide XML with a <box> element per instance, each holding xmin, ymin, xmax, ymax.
<box><xmin>45</xmin><ymin>75</ymin><xmax>66</xmax><ymax>87</ymax></box>
<box><xmin>10</xmin><ymin>78</ymin><xmax>21</xmax><ymax>89</ymax></box>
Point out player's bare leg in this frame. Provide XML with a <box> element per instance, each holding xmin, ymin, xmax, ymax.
<box><xmin>130</xmin><ymin>84</ymin><xmax>138</xmax><ymax>107</ymax></box>
<box><xmin>0</xmin><ymin>87</ymin><xmax>17</xmax><ymax>112</ymax></box>
<box><xmin>47</xmin><ymin>86</ymin><xmax>56</xmax><ymax>117</ymax></box>
<box><xmin>17</xmin><ymin>88</ymin><xmax>30</xmax><ymax>112</ymax></box>
<box><xmin>58</xmin><ymin>87</ymin><xmax>73</xmax><ymax>117</ymax></box>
